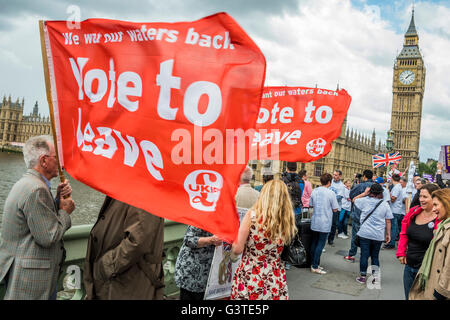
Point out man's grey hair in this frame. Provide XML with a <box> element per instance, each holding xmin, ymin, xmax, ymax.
<box><xmin>241</xmin><ymin>166</ymin><xmax>253</xmax><ymax>183</ymax></box>
<box><xmin>400</xmin><ymin>177</ymin><xmax>408</xmax><ymax>183</ymax></box>
<box><xmin>23</xmin><ymin>135</ymin><xmax>53</xmax><ymax>169</ymax></box>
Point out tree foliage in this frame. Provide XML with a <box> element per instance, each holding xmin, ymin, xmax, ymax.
<box><xmin>418</xmin><ymin>160</ymin><xmax>437</xmax><ymax>176</ymax></box>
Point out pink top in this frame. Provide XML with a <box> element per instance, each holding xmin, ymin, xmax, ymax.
<box><xmin>396</xmin><ymin>205</ymin><xmax>442</xmax><ymax>258</ymax></box>
<box><xmin>302</xmin><ymin>180</ymin><xmax>313</xmax><ymax>207</ymax></box>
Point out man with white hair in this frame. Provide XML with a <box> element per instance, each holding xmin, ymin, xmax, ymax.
<box><xmin>0</xmin><ymin>135</ymin><xmax>75</xmax><ymax>300</ymax></box>
<box><xmin>235</xmin><ymin>166</ymin><xmax>260</xmax><ymax>209</ymax></box>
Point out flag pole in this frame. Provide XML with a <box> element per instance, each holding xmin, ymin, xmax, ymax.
<box><xmin>405</xmin><ymin>194</ymin><xmax>411</xmax><ymax>213</ymax></box>
<box><xmin>39</xmin><ymin>20</ymin><xmax>66</xmax><ymax>183</ymax></box>
<box><xmin>405</xmin><ymin>160</ymin><xmax>415</xmax><ymax>213</ymax></box>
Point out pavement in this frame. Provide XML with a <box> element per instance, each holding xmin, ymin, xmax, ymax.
<box><xmin>286</xmin><ymin>234</ymin><xmax>406</xmax><ymax>300</ymax></box>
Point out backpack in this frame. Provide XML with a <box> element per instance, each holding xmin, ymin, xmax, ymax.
<box><xmin>282</xmin><ymin>173</ymin><xmax>303</xmax><ymax>209</ymax></box>
<box><xmin>286</xmin><ymin>180</ymin><xmax>303</xmax><ymax>209</ymax></box>
<box><xmin>299</xmin><ymin>180</ymin><xmax>305</xmax><ymax>197</ymax></box>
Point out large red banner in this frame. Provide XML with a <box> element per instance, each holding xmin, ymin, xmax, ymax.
<box><xmin>42</xmin><ymin>13</ymin><xmax>266</xmax><ymax>242</ymax></box>
<box><xmin>253</xmin><ymin>86</ymin><xmax>351</xmax><ymax>162</ymax></box>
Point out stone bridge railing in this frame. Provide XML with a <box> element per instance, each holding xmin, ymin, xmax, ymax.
<box><xmin>0</xmin><ymin>220</ymin><xmax>187</xmax><ymax>300</ymax></box>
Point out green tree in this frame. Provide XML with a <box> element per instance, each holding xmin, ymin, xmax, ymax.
<box><xmin>417</xmin><ymin>160</ymin><xmax>437</xmax><ymax>176</ymax></box>
<box><xmin>429</xmin><ymin>161</ymin><xmax>437</xmax><ymax>173</ymax></box>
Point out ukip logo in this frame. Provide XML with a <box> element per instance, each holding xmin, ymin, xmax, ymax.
<box><xmin>306</xmin><ymin>138</ymin><xmax>326</xmax><ymax>157</ymax></box>
<box><xmin>184</xmin><ymin>170</ymin><xmax>223</xmax><ymax>212</ymax></box>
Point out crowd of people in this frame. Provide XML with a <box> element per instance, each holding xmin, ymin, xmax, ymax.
<box><xmin>231</xmin><ymin>161</ymin><xmax>450</xmax><ymax>300</ymax></box>
<box><xmin>0</xmin><ymin>135</ymin><xmax>449</xmax><ymax>300</ymax></box>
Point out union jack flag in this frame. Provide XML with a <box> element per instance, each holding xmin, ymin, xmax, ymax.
<box><xmin>372</xmin><ymin>152</ymin><xmax>402</xmax><ymax>168</ymax></box>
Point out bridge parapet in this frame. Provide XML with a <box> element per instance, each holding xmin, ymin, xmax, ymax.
<box><xmin>0</xmin><ymin>220</ymin><xmax>187</xmax><ymax>300</ymax></box>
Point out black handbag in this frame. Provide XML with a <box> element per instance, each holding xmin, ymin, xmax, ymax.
<box><xmin>281</xmin><ymin>234</ymin><xmax>307</xmax><ymax>266</ymax></box>
<box><xmin>355</xmin><ymin>200</ymin><xmax>383</xmax><ymax>247</ymax></box>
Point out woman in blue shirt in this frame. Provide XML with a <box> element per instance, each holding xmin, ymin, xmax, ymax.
<box><xmin>353</xmin><ymin>184</ymin><xmax>393</xmax><ymax>284</ymax></box>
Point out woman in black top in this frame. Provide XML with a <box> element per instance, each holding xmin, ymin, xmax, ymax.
<box><xmin>399</xmin><ymin>184</ymin><xmax>440</xmax><ymax>299</ymax></box>
<box><xmin>406</xmin><ymin>217</ymin><xmax>434</xmax><ymax>269</ymax></box>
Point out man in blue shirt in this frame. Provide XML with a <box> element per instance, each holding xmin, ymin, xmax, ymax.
<box><xmin>344</xmin><ymin>169</ymin><xmax>374</xmax><ymax>262</ymax></box>
<box><xmin>383</xmin><ymin>174</ymin><xmax>404</xmax><ymax>249</ymax></box>
<box><xmin>375</xmin><ymin>177</ymin><xmax>391</xmax><ymax>203</ymax></box>
<box><xmin>309</xmin><ymin>173</ymin><xmax>339</xmax><ymax>274</ymax></box>
<box><xmin>329</xmin><ymin>170</ymin><xmax>346</xmax><ymax>245</ymax></box>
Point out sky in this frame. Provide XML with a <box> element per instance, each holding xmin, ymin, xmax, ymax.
<box><xmin>0</xmin><ymin>0</ymin><xmax>449</xmax><ymax>162</ymax></box>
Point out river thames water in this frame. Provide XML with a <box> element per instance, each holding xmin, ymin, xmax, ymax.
<box><xmin>0</xmin><ymin>152</ymin><xmax>105</xmax><ymax>227</ymax></box>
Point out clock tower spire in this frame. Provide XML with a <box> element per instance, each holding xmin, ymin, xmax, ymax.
<box><xmin>390</xmin><ymin>7</ymin><xmax>426</xmax><ymax>171</ymax></box>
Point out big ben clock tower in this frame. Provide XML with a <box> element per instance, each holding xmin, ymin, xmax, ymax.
<box><xmin>390</xmin><ymin>9</ymin><xmax>425</xmax><ymax>171</ymax></box>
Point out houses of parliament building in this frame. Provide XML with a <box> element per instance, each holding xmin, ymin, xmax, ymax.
<box><xmin>0</xmin><ymin>96</ymin><xmax>50</xmax><ymax>148</ymax></box>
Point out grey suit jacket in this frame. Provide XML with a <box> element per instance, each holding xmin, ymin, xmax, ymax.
<box><xmin>0</xmin><ymin>169</ymin><xmax>71</xmax><ymax>300</ymax></box>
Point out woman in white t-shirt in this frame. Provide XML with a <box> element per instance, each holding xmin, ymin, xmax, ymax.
<box><xmin>353</xmin><ymin>183</ymin><xmax>393</xmax><ymax>284</ymax></box>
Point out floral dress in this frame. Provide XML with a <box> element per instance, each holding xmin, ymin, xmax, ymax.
<box><xmin>230</xmin><ymin>211</ymin><xmax>289</xmax><ymax>300</ymax></box>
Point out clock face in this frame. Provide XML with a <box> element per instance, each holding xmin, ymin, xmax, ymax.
<box><xmin>399</xmin><ymin>70</ymin><xmax>415</xmax><ymax>85</ymax></box>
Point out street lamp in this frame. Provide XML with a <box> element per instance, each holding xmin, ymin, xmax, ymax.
<box><xmin>386</xmin><ymin>129</ymin><xmax>394</xmax><ymax>152</ymax></box>
<box><xmin>386</xmin><ymin>129</ymin><xmax>395</xmax><ymax>180</ymax></box>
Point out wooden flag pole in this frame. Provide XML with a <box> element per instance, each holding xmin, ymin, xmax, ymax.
<box><xmin>39</xmin><ymin>20</ymin><xmax>66</xmax><ymax>183</ymax></box>
<box><xmin>405</xmin><ymin>160</ymin><xmax>416</xmax><ymax>214</ymax></box>
<box><xmin>405</xmin><ymin>194</ymin><xmax>411</xmax><ymax>213</ymax></box>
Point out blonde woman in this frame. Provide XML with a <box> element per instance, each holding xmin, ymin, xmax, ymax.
<box><xmin>230</xmin><ymin>179</ymin><xmax>297</xmax><ymax>300</ymax></box>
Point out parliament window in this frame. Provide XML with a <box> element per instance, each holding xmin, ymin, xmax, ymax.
<box><xmin>314</xmin><ymin>163</ymin><xmax>324</xmax><ymax>177</ymax></box>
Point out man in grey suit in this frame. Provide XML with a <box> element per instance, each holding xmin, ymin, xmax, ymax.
<box><xmin>0</xmin><ymin>135</ymin><xmax>75</xmax><ymax>300</ymax></box>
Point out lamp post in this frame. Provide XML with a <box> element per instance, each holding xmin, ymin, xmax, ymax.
<box><xmin>386</xmin><ymin>129</ymin><xmax>394</xmax><ymax>152</ymax></box>
<box><xmin>386</xmin><ymin>129</ymin><xmax>395</xmax><ymax>181</ymax></box>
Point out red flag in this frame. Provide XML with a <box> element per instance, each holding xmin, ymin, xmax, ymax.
<box><xmin>41</xmin><ymin>13</ymin><xmax>266</xmax><ymax>242</ymax></box>
<box><xmin>253</xmin><ymin>86</ymin><xmax>351</xmax><ymax>162</ymax></box>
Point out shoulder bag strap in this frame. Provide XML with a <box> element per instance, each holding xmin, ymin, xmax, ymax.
<box><xmin>361</xmin><ymin>200</ymin><xmax>384</xmax><ymax>226</ymax></box>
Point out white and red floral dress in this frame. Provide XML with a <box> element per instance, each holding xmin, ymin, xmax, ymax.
<box><xmin>230</xmin><ymin>211</ymin><xmax>289</xmax><ymax>300</ymax></box>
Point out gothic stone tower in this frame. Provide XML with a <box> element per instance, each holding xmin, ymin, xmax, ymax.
<box><xmin>390</xmin><ymin>9</ymin><xmax>426</xmax><ymax>171</ymax></box>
